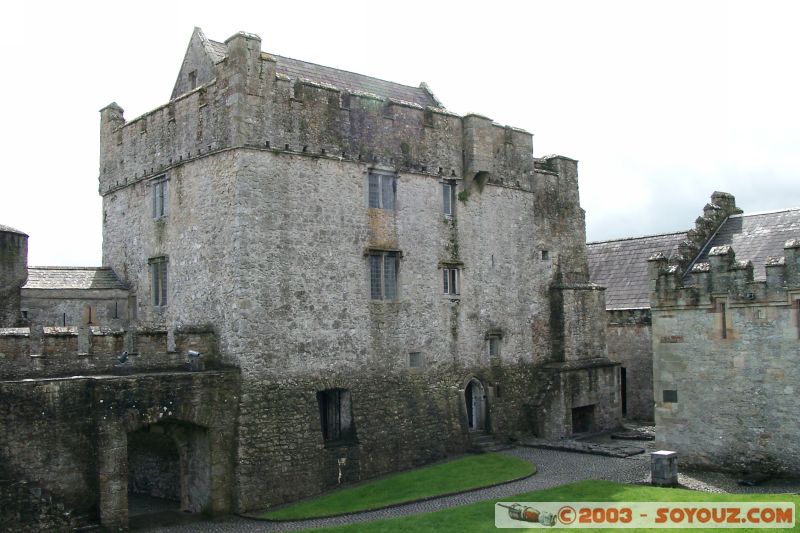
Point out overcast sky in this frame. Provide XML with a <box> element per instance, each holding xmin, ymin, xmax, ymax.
<box><xmin>2</xmin><ymin>0</ymin><xmax>799</xmax><ymax>266</ymax></box>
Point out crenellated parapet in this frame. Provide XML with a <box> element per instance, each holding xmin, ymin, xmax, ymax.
<box><xmin>0</xmin><ymin>326</ymin><xmax>219</xmax><ymax>380</ymax></box>
<box><xmin>99</xmin><ymin>30</ymin><xmax>542</xmax><ymax>198</ymax></box>
<box><xmin>650</xmin><ymin>239</ymin><xmax>800</xmax><ymax>309</ymax></box>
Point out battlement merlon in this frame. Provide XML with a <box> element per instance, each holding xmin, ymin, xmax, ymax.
<box><xmin>98</xmin><ymin>29</ymin><xmax>561</xmax><ymax>198</ymax></box>
<box><xmin>651</xmin><ymin>240</ymin><xmax>800</xmax><ymax>309</ymax></box>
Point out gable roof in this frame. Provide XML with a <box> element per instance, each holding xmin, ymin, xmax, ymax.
<box><xmin>23</xmin><ymin>267</ymin><xmax>128</xmax><ymax>291</ymax></box>
<box><xmin>206</xmin><ymin>38</ymin><xmax>437</xmax><ymax>108</ymax></box>
<box><xmin>692</xmin><ymin>207</ymin><xmax>800</xmax><ymax>280</ymax></box>
<box><xmin>587</xmin><ymin>232</ymin><xmax>688</xmax><ymax>309</ymax></box>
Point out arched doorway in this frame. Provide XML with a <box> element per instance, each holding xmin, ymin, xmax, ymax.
<box><xmin>127</xmin><ymin>421</ymin><xmax>210</xmax><ymax>520</ymax></box>
<box><xmin>464</xmin><ymin>378</ymin><xmax>488</xmax><ymax>432</ymax></box>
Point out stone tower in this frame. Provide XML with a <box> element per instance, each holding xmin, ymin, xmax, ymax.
<box><xmin>0</xmin><ymin>224</ymin><xmax>28</xmax><ymax>327</ymax></box>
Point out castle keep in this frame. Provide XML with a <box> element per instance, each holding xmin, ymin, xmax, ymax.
<box><xmin>1</xmin><ymin>28</ymin><xmax>618</xmax><ymax>530</ymax></box>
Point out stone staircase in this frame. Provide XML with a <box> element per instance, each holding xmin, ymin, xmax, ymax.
<box><xmin>468</xmin><ymin>432</ymin><xmax>512</xmax><ymax>453</ymax></box>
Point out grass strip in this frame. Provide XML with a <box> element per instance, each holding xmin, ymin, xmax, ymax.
<box><xmin>307</xmin><ymin>479</ymin><xmax>800</xmax><ymax>532</ymax></box>
<box><xmin>261</xmin><ymin>452</ymin><xmax>534</xmax><ymax>520</ymax></box>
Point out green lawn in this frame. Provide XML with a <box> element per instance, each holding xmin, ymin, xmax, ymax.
<box><xmin>306</xmin><ymin>480</ymin><xmax>799</xmax><ymax>532</ymax></box>
<box><xmin>261</xmin><ymin>453</ymin><xmax>534</xmax><ymax>520</ymax></box>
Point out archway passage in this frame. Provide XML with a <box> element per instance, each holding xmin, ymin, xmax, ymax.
<box><xmin>127</xmin><ymin>421</ymin><xmax>210</xmax><ymax>522</ymax></box>
<box><xmin>128</xmin><ymin>425</ymin><xmax>180</xmax><ymax>516</ymax></box>
<box><xmin>464</xmin><ymin>379</ymin><xmax>488</xmax><ymax>432</ymax></box>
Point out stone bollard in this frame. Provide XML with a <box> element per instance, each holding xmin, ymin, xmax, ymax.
<box><xmin>651</xmin><ymin>450</ymin><xmax>678</xmax><ymax>486</ymax></box>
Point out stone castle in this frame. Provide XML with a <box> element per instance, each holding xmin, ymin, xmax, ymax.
<box><xmin>0</xmin><ymin>28</ymin><xmax>619</xmax><ymax>530</ymax></box>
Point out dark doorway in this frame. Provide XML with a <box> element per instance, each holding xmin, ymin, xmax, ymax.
<box><xmin>464</xmin><ymin>379</ymin><xmax>487</xmax><ymax>432</ymax></box>
<box><xmin>620</xmin><ymin>367</ymin><xmax>628</xmax><ymax>417</ymax></box>
<box><xmin>127</xmin><ymin>421</ymin><xmax>210</xmax><ymax>524</ymax></box>
<box><xmin>571</xmin><ymin>405</ymin><xmax>595</xmax><ymax>434</ymax></box>
<box><xmin>128</xmin><ymin>426</ymin><xmax>180</xmax><ymax>514</ymax></box>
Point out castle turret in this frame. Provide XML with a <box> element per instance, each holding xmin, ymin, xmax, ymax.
<box><xmin>0</xmin><ymin>224</ymin><xmax>28</xmax><ymax>327</ymax></box>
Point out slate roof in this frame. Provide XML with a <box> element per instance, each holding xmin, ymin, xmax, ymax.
<box><xmin>692</xmin><ymin>208</ymin><xmax>800</xmax><ymax>280</ymax></box>
<box><xmin>0</xmin><ymin>224</ymin><xmax>26</xmax><ymax>235</ymax></box>
<box><xmin>587</xmin><ymin>232</ymin><xmax>688</xmax><ymax>309</ymax></box>
<box><xmin>208</xmin><ymin>39</ymin><xmax>437</xmax><ymax>108</ymax></box>
<box><xmin>23</xmin><ymin>267</ymin><xmax>128</xmax><ymax>290</ymax></box>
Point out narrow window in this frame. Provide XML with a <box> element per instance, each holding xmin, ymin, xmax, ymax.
<box><xmin>317</xmin><ymin>389</ymin><xmax>355</xmax><ymax>443</ymax></box>
<box><xmin>442</xmin><ymin>268</ymin><xmax>460</xmax><ymax>295</ymax></box>
<box><xmin>368</xmin><ymin>171</ymin><xmax>396</xmax><ymax>210</ymax></box>
<box><xmin>188</xmin><ymin>70</ymin><xmax>197</xmax><ymax>90</ymax></box>
<box><xmin>151</xmin><ymin>178</ymin><xmax>168</xmax><ymax>219</ymax></box>
<box><xmin>718</xmin><ymin>301</ymin><xmax>727</xmax><ymax>339</ymax></box>
<box><xmin>442</xmin><ymin>182</ymin><xmax>454</xmax><ymax>216</ymax></box>
<box><xmin>409</xmin><ymin>352</ymin><xmax>423</xmax><ymax>368</ymax></box>
<box><xmin>149</xmin><ymin>256</ymin><xmax>168</xmax><ymax>307</ymax></box>
<box><xmin>488</xmin><ymin>337</ymin><xmax>501</xmax><ymax>357</ymax></box>
<box><xmin>369</xmin><ymin>251</ymin><xmax>399</xmax><ymax>300</ymax></box>
<box><xmin>795</xmin><ymin>299</ymin><xmax>800</xmax><ymax>339</ymax></box>
<box><xmin>541</xmin><ymin>250</ymin><xmax>549</xmax><ymax>260</ymax></box>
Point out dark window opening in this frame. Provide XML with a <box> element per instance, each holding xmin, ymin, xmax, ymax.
<box><xmin>663</xmin><ymin>389</ymin><xmax>678</xmax><ymax>403</ymax></box>
<box><xmin>149</xmin><ymin>257</ymin><xmax>169</xmax><ymax>307</ymax></box>
<box><xmin>370</xmin><ymin>251</ymin><xmax>398</xmax><ymax>300</ymax></box>
<box><xmin>442</xmin><ymin>182</ymin><xmax>455</xmax><ymax>216</ymax></box>
<box><xmin>442</xmin><ymin>268</ymin><xmax>460</xmax><ymax>295</ymax></box>
<box><xmin>317</xmin><ymin>389</ymin><xmax>356</xmax><ymax>443</ymax></box>
<box><xmin>541</xmin><ymin>250</ymin><xmax>549</xmax><ymax>260</ymax></box>
<box><xmin>152</xmin><ymin>178</ymin><xmax>168</xmax><ymax>219</ymax></box>
<box><xmin>368</xmin><ymin>172</ymin><xmax>396</xmax><ymax>210</ymax></box>
<box><xmin>571</xmin><ymin>405</ymin><xmax>595</xmax><ymax>434</ymax></box>
<box><xmin>488</xmin><ymin>337</ymin><xmax>501</xmax><ymax>358</ymax></box>
<box><xmin>188</xmin><ymin>70</ymin><xmax>197</xmax><ymax>90</ymax></box>
<box><xmin>620</xmin><ymin>367</ymin><xmax>628</xmax><ymax>417</ymax></box>
<box><xmin>719</xmin><ymin>301</ymin><xmax>727</xmax><ymax>339</ymax></box>
<box><xmin>409</xmin><ymin>352</ymin><xmax>423</xmax><ymax>368</ymax></box>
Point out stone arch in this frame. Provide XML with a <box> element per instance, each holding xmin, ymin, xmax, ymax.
<box><xmin>461</xmin><ymin>376</ymin><xmax>488</xmax><ymax>433</ymax></box>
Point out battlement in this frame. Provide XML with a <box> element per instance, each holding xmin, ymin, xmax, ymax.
<box><xmin>0</xmin><ymin>326</ymin><xmax>218</xmax><ymax>380</ymax></box>
<box><xmin>99</xmin><ymin>29</ymin><xmax>543</xmax><ymax>196</ymax></box>
<box><xmin>650</xmin><ymin>238</ymin><xmax>800</xmax><ymax>308</ymax></box>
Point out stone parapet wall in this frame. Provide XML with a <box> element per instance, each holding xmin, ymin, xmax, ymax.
<box><xmin>0</xmin><ymin>327</ymin><xmax>217</xmax><ymax>380</ymax></box>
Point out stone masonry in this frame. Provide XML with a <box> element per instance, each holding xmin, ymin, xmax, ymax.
<box><xmin>0</xmin><ymin>27</ymin><xmax>620</xmax><ymax>530</ymax></box>
<box><xmin>650</xmin><ymin>238</ymin><xmax>800</xmax><ymax>475</ymax></box>
<box><xmin>97</xmin><ymin>28</ymin><xmax>619</xmax><ymax>513</ymax></box>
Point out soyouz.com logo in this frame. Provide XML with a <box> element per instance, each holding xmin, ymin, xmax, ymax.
<box><xmin>494</xmin><ymin>502</ymin><xmax>795</xmax><ymax>528</ymax></box>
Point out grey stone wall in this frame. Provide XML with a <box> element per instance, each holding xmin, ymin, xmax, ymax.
<box><xmin>0</xmin><ymin>230</ymin><xmax>28</xmax><ymax>328</ymax></box>
<box><xmin>98</xmin><ymin>30</ymin><xmax>616</xmax><ymax>511</ymax></box>
<box><xmin>0</xmin><ymin>370</ymin><xmax>239</xmax><ymax>530</ymax></box>
<box><xmin>21</xmin><ymin>288</ymin><xmax>129</xmax><ymax>329</ymax></box>
<box><xmin>652</xmin><ymin>242</ymin><xmax>800</xmax><ymax>474</ymax></box>
<box><xmin>0</xmin><ymin>327</ymin><xmax>216</xmax><ymax>380</ymax></box>
<box><xmin>606</xmin><ymin>309</ymin><xmax>654</xmax><ymax>421</ymax></box>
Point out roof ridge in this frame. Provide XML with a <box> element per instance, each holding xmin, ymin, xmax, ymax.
<box><xmin>269</xmin><ymin>52</ymin><xmax>429</xmax><ymax>94</ymax></box>
<box><xmin>587</xmin><ymin>230</ymin><xmax>688</xmax><ymax>246</ymax></box>
<box><xmin>728</xmin><ymin>206</ymin><xmax>800</xmax><ymax>218</ymax></box>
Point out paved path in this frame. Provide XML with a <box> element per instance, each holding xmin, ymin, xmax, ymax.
<box><xmin>139</xmin><ymin>447</ymin><xmax>651</xmax><ymax>532</ymax></box>
<box><xmin>137</xmin><ymin>446</ymin><xmax>800</xmax><ymax>532</ymax></box>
